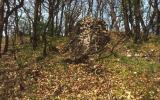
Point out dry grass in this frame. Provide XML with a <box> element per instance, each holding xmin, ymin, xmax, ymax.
<box><xmin>0</xmin><ymin>34</ymin><xmax>160</xmax><ymax>99</ymax></box>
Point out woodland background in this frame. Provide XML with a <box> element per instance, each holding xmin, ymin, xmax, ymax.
<box><xmin>0</xmin><ymin>0</ymin><xmax>160</xmax><ymax>99</ymax></box>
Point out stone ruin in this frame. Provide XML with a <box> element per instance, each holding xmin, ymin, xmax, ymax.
<box><xmin>65</xmin><ymin>16</ymin><xmax>110</xmax><ymax>63</ymax></box>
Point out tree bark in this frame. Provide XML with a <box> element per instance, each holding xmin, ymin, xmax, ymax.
<box><xmin>109</xmin><ymin>0</ymin><xmax>119</xmax><ymax>31</ymax></box>
<box><xmin>4</xmin><ymin>0</ymin><xmax>24</xmax><ymax>53</ymax></box>
<box><xmin>128</xmin><ymin>0</ymin><xmax>134</xmax><ymax>33</ymax></box>
<box><xmin>156</xmin><ymin>11</ymin><xmax>160</xmax><ymax>35</ymax></box>
<box><xmin>155</xmin><ymin>0</ymin><xmax>160</xmax><ymax>35</ymax></box>
<box><xmin>134</xmin><ymin>0</ymin><xmax>141</xmax><ymax>43</ymax></box>
<box><xmin>32</xmin><ymin>0</ymin><xmax>41</xmax><ymax>50</ymax></box>
<box><xmin>58</xmin><ymin>2</ymin><xmax>65</xmax><ymax>35</ymax></box>
<box><xmin>122</xmin><ymin>0</ymin><xmax>131</xmax><ymax>36</ymax></box>
<box><xmin>0</xmin><ymin>0</ymin><xmax>4</xmax><ymax>57</ymax></box>
<box><xmin>3</xmin><ymin>19</ymin><xmax>9</xmax><ymax>54</ymax></box>
<box><xmin>14</xmin><ymin>0</ymin><xmax>19</xmax><ymax>44</ymax></box>
<box><xmin>48</xmin><ymin>0</ymin><xmax>54</xmax><ymax>36</ymax></box>
<box><xmin>87</xmin><ymin>0</ymin><xmax>93</xmax><ymax>15</ymax></box>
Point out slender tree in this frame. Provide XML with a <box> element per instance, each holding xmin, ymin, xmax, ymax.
<box><xmin>3</xmin><ymin>0</ymin><xmax>24</xmax><ymax>53</ymax></box>
<box><xmin>32</xmin><ymin>0</ymin><xmax>41</xmax><ymax>50</ymax></box>
<box><xmin>0</xmin><ymin>0</ymin><xmax>4</xmax><ymax>57</ymax></box>
<box><xmin>134</xmin><ymin>0</ymin><xmax>141</xmax><ymax>43</ymax></box>
<box><xmin>58</xmin><ymin>2</ymin><xmax>65</xmax><ymax>35</ymax></box>
<box><xmin>108</xmin><ymin>0</ymin><xmax>119</xmax><ymax>31</ymax></box>
<box><xmin>87</xmin><ymin>0</ymin><xmax>93</xmax><ymax>15</ymax></box>
<box><xmin>122</xmin><ymin>0</ymin><xmax>131</xmax><ymax>36</ymax></box>
<box><xmin>155</xmin><ymin>0</ymin><xmax>160</xmax><ymax>35</ymax></box>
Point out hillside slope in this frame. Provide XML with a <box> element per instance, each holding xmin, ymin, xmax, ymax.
<box><xmin>0</xmin><ymin>35</ymin><xmax>160</xmax><ymax>99</ymax></box>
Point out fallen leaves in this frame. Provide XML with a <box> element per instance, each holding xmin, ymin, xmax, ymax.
<box><xmin>0</xmin><ymin>36</ymin><xmax>160</xmax><ymax>99</ymax></box>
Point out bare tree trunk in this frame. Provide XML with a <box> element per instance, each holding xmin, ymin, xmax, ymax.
<box><xmin>109</xmin><ymin>0</ymin><xmax>119</xmax><ymax>31</ymax></box>
<box><xmin>96</xmin><ymin>0</ymin><xmax>100</xmax><ymax>18</ymax></box>
<box><xmin>156</xmin><ymin>11</ymin><xmax>160</xmax><ymax>35</ymax></box>
<box><xmin>3</xmin><ymin>19</ymin><xmax>9</xmax><ymax>54</ymax></box>
<box><xmin>15</xmin><ymin>7</ymin><xmax>24</xmax><ymax>44</ymax></box>
<box><xmin>55</xmin><ymin>14</ymin><xmax>59</xmax><ymax>35</ymax></box>
<box><xmin>22</xmin><ymin>6</ymin><xmax>33</xmax><ymax>43</ymax></box>
<box><xmin>0</xmin><ymin>0</ymin><xmax>4</xmax><ymax>57</ymax></box>
<box><xmin>100</xmin><ymin>1</ymin><xmax>105</xmax><ymax>19</ymax></box>
<box><xmin>58</xmin><ymin>3</ymin><xmax>65</xmax><ymax>35</ymax></box>
<box><xmin>14</xmin><ymin>0</ymin><xmax>19</xmax><ymax>44</ymax></box>
<box><xmin>65</xmin><ymin>13</ymin><xmax>69</xmax><ymax>36</ymax></box>
<box><xmin>48</xmin><ymin>0</ymin><xmax>54</xmax><ymax>36</ymax></box>
<box><xmin>32</xmin><ymin>0</ymin><xmax>40</xmax><ymax>50</ymax></box>
<box><xmin>42</xmin><ymin>16</ymin><xmax>52</xmax><ymax>57</ymax></box>
<box><xmin>87</xmin><ymin>0</ymin><xmax>93</xmax><ymax>15</ymax></box>
<box><xmin>122</xmin><ymin>0</ymin><xmax>131</xmax><ymax>36</ymax></box>
<box><xmin>128</xmin><ymin>0</ymin><xmax>134</xmax><ymax>33</ymax></box>
<box><xmin>3</xmin><ymin>0</ymin><xmax>24</xmax><ymax>53</ymax></box>
<box><xmin>142</xmin><ymin>0</ymin><xmax>157</xmax><ymax>40</ymax></box>
<box><xmin>134</xmin><ymin>0</ymin><xmax>141</xmax><ymax>43</ymax></box>
<box><xmin>64</xmin><ymin>0</ymin><xmax>80</xmax><ymax>36</ymax></box>
<box><xmin>51</xmin><ymin>16</ymin><xmax>55</xmax><ymax>36</ymax></box>
<box><xmin>28</xmin><ymin>20</ymin><xmax>32</xmax><ymax>43</ymax></box>
<box><xmin>155</xmin><ymin>0</ymin><xmax>160</xmax><ymax>35</ymax></box>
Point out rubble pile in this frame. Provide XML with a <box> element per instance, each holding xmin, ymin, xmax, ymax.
<box><xmin>67</xmin><ymin>16</ymin><xmax>110</xmax><ymax>63</ymax></box>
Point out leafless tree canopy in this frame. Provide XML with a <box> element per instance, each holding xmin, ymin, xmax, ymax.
<box><xmin>0</xmin><ymin>0</ymin><xmax>160</xmax><ymax>56</ymax></box>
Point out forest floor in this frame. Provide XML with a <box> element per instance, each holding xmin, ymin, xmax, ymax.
<box><xmin>0</xmin><ymin>34</ymin><xmax>160</xmax><ymax>99</ymax></box>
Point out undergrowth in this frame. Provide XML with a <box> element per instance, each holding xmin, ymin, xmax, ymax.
<box><xmin>0</xmin><ymin>36</ymin><xmax>160</xmax><ymax>99</ymax></box>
